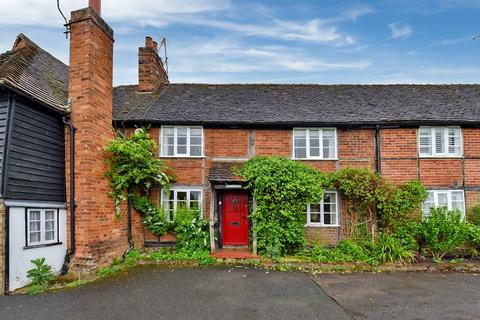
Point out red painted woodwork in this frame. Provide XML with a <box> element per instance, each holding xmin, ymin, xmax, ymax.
<box><xmin>221</xmin><ymin>191</ymin><xmax>249</xmax><ymax>245</ymax></box>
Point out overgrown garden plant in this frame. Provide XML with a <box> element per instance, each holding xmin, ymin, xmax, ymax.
<box><xmin>104</xmin><ymin>128</ymin><xmax>170</xmax><ymax>233</ymax></box>
<box><xmin>241</xmin><ymin>156</ymin><xmax>325</xmax><ymax>257</ymax></box>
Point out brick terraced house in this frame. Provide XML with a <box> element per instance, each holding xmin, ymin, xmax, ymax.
<box><xmin>1</xmin><ymin>0</ymin><xmax>480</xmax><ymax>293</ymax></box>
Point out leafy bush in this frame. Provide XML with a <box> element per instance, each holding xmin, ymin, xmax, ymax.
<box><xmin>373</xmin><ymin>233</ymin><xmax>414</xmax><ymax>264</ymax></box>
<box><xmin>133</xmin><ymin>195</ymin><xmax>174</xmax><ymax>236</ymax></box>
<box><xmin>241</xmin><ymin>156</ymin><xmax>325</xmax><ymax>256</ymax></box>
<box><xmin>174</xmin><ymin>206</ymin><xmax>210</xmax><ymax>253</ymax></box>
<box><xmin>148</xmin><ymin>249</ymin><xmax>215</xmax><ymax>265</ymax></box>
<box><xmin>27</xmin><ymin>258</ymin><xmax>54</xmax><ymax>286</ymax></box>
<box><xmin>329</xmin><ymin>168</ymin><xmax>426</xmax><ymax>238</ymax></box>
<box><xmin>104</xmin><ymin>128</ymin><xmax>169</xmax><ymax>216</ymax></box>
<box><xmin>470</xmin><ymin>204</ymin><xmax>480</xmax><ymax>226</ymax></box>
<box><xmin>392</xmin><ymin>220</ymin><xmax>421</xmax><ymax>251</ymax></box>
<box><xmin>420</xmin><ymin>207</ymin><xmax>470</xmax><ymax>260</ymax></box>
<box><xmin>329</xmin><ymin>239</ymin><xmax>372</xmax><ymax>263</ymax></box>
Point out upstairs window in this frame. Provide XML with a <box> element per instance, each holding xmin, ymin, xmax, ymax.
<box><xmin>161</xmin><ymin>189</ymin><xmax>203</xmax><ymax>221</ymax></box>
<box><xmin>160</xmin><ymin>126</ymin><xmax>203</xmax><ymax>157</ymax></box>
<box><xmin>293</xmin><ymin>128</ymin><xmax>337</xmax><ymax>159</ymax></box>
<box><xmin>27</xmin><ymin>209</ymin><xmax>58</xmax><ymax>246</ymax></box>
<box><xmin>305</xmin><ymin>191</ymin><xmax>339</xmax><ymax>226</ymax></box>
<box><xmin>419</xmin><ymin>127</ymin><xmax>462</xmax><ymax>157</ymax></box>
<box><xmin>423</xmin><ymin>190</ymin><xmax>465</xmax><ymax>218</ymax></box>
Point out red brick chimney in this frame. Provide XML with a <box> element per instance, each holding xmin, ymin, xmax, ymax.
<box><xmin>67</xmin><ymin>0</ymin><xmax>128</xmax><ymax>269</ymax></box>
<box><xmin>138</xmin><ymin>36</ymin><xmax>169</xmax><ymax>92</ymax></box>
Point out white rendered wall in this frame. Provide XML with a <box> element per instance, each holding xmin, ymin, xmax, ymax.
<box><xmin>8</xmin><ymin>206</ymin><xmax>66</xmax><ymax>292</ymax></box>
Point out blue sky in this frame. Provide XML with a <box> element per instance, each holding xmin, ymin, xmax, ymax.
<box><xmin>0</xmin><ymin>0</ymin><xmax>479</xmax><ymax>85</ymax></box>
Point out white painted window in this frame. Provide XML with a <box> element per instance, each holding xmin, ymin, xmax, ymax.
<box><xmin>27</xmin><ymin>209</ymin><xmax>57</xmax><ymax>246</ymax></box>
<box><xmin>293</xmin><ymin>128</ymin><xmax>337</xmax><ymax>159</ymax></box>
<box><xmin>305</xmin><ymin>191</ymin><xmax>339</xmax><ymax>226</ymax></box>
<box><xmin>161</xmin><ymin>188</ymin><xmax>203</xmax><ymax>221</ymax></box>
<box><xmin>419</xmin><ymin>127</ymin><xmax>462</xmax><ymax>157</ymax></box>
<box><xmin>422</xmin><ymin>190</ymin><xmax>465</xmax><ymax>218</ymax></box>
<box><xmin>160</xmin><ymin>126</ymin><xmax>204</xmax><ymax>157</ymax></box>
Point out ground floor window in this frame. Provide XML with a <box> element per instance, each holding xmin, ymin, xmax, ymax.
<box><xmin>161</xmin><ymin>188</ymin><xmax>203</xmax><ymax>221</ymax></box>
<box><xmin>26</xmin><ymin>208</ymin><xmax>58</xmax><ymax>246</ymax></box>
<box><xmin>422</xmin><ymin>190</ymin><xmax>465</xmax><ymax>218</ymax></box>
<box><xmin>305</xmin><ymin>191</ymin><xmax>339</xmax><ymax>226</ymax></box>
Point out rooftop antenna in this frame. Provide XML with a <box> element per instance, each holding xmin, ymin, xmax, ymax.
<box><xmin>57</xmin><ymin>0</ymin><xmax>70</xmax><ymax>38</ymax></box>
<box><xmin>158</xmin><ymin>38</ymin><xmax>169</xmax><ymax>79</ymax></box>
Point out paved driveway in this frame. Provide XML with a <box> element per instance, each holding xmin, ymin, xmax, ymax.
<box><xmin>1</xmin><ymin>267</ymin><xmax>479</xmax><ymax>320</ymax></box>
<box><xmin>0</xmin><ymin>266</ymin><xmax>350</xmax><ymax>320</ymax></box>
<box><xmin>313</xmin><ymin>272</ymin><xmax>480</xmax><ymax>320</ymax></box>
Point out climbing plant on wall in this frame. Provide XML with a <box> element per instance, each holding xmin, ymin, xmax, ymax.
<box><xmin>104</xmin><ymin>128</ymin><xmax>170</xmax><ymax>233</ymax></box>
<box><xmin>241</xmin><ymin>156</ymin><xmax>325</xmax><ymax>256</ymax></box>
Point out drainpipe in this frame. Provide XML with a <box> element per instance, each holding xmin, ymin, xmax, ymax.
<box><xmin>123</xmin><ymin>187</ymin><xmax>134</xmax><ymax>259</ymax></box>
<box><xmin>375</xmin><ymin>124</ymin><xmax>381</xmax><ymax>174</ymax></box>
<box><xmin>61</xmin><ymin>116</ymin><xmax>76</xmax><ymax>274</ymax></box>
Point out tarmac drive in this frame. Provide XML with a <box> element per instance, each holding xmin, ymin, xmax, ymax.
<box><xmin>0</xmin><ymin>266</ymin><xmax>478</xmax><ymax>320</ymax></box>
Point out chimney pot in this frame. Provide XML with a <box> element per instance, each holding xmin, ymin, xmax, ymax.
<box><xmin>89</xmin><ymin>0</ymin><xmax>101</xmax><ymax>15</ymax></box>
<box><xmin>153</xmin><ymin>41</ymin><xmax>158</xmax><ymax>52</ymax></box>
<box><xmin>145</xmin><ymin>36</ymin><xmax>153</xmax><ymax>48</ymax></box>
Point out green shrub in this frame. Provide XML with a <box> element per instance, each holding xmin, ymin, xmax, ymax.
<box><xmin>26</xmin><ymin>258</ymin><xmax>54</xmax><ymax>287</ymax></box>
<box><xmin>329</xmin><ymin>239</ymin><xmax>372</xmax><ymax>263</ymax></box>
<box><xmin>470</xmin><ymin>204</ymin><xmax>480</xmax><ymax>226</ymax></box>
<box><xmin>373</xmin><ymin>233</ymin><xmax>414</xmax><ymax>264</ymax></box>
<box><xmin>420</xmin><ymin>207</ymin><xmax>470</xmax><ymax>260</ymax></box>
<box><xmin>174</xmin><ymin>206</ymin><xmax>210</xmax><ymax>253</ymax></box>
<box><xmin>133</xmin><ymin>195</ymin><xmax>174</xmax><ymax>236</ymax></box>
<box><xmin>241</xmin><ymin>156</ymin><xmax>325</xmax><ymax>256</ymax></box>
<box><xmin>468</xmin><ymin>224</ymin><xmax>480</xmax><ymax>246</ymax></box>
<box><xmin>104</xmin><ymin>128</ymin><xmax>169</xmax><ymax>217</ymax></box>
<box><xmin>392</xmin><ymin>220</ymin><xmax>421</xmax><ymax>251</ymax></box>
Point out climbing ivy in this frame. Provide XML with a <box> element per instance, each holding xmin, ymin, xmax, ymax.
<box><xmin>104</xmin><ymin>128</ymin><xmax>169</xmax><ymax>218</ymax></box>
<box><xmin>241</xmin><ymin>156</ymin><xmax>325</xmax><ymax>256</ymax></box>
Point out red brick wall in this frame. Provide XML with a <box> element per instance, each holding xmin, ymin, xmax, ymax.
<box><xmin>141</xmin><ymin>125</ymin><xmax>480</xmax><ymax>245</ymax></box>
<box><xmin>68</xmin><ymin>7</ymin><xmax>138</xmax><ymax>270</ymax></box>
<box><xmin>138</xmin><ymin>37</ymin><xmax>168</xmax><ymax>92</ymax></box>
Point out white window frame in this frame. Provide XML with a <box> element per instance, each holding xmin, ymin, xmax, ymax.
<box><xmin>305</xmin><ymin>191</ymin><xmax>340</xmax><ymax>227</ymax></box>
<box><xmin>26</xmin><ymin>208</ymin><xmax>58</xmax><ymax>247</ymax></box>
<box><xmin>422</xmin><ymin>190</ymin><xmax>465</xmax><ymax>219</ymax></box>
<box><xmin>161</xmin><ymin>188</ymin><xmax>204</xmax><ymax>221</ymax></box>
<box><xmin>418</xmin><ymin>126</ymin><xmax>463</xmax><ymax>158</ymax></box>
<box><xmin>292</xmin><ymin>128</ymin><xmax>338</xmax><ymax>160</ymax></box>
<box><xmin>160</xmin><ymin>126</ymin><xmax>204</xmax><ymax>158</ymax></box>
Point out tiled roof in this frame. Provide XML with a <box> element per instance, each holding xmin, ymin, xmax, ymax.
<box><xmin>113</xmin><ymin>83</ymin><xmax>480</xmax><ymax>127</ymax></box>
<box><xmin>208</xmin><ymin>162</ymin><xmax>245</xmax><ymax>182</ymax></box>
<box><xmin>0</xmin><ymin>34</ymin><xmax>68</xmax><ymax>113</ymax></box>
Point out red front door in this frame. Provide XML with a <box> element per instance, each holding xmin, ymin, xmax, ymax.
<box><xmin>221</xmin><ymin>191</ymin><xmax>249</xmax><ymax>245</ymax></box>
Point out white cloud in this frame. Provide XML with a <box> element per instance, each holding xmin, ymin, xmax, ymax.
<box><xmin>0</xmin><ymin>0</ymin><xmax>231</xmax><ymax>27</ymax></box>
<box><xmin>389</xmin><ymin>23</ymin><xmax>412</xmax><ymax>39</ymax></box>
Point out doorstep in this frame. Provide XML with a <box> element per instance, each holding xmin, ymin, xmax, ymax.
<box><xmin>211</xmin><ymin>248</ymin><xmax>260</xmax><ymax>261</ymax></box>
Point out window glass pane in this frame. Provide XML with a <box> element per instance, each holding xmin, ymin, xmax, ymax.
<box><xmin>45</xmin><ymin>231</ymin><xmax>55</xmax><ymax>241</ymax></box>
<box><xmin>423</xmin><ymin>191</ymin><xmax>434</xmax><ymax>216</ymax></box>
<box><xmin>190</xmin><ymin>191</ymin><xmax>201</xmax><ymax>201</ymax></box>
<box><xmin>435</xmin><ymin>128</ymin><xmax>445</xmax><ymax>154</ymax></box>
<box><xmin>419</xmin><ymin>128</ymin><xmax>432</xmax><ymax>155</ymax></box>
<box><xmin>294</xmin><ymin>148</ymin><xmax>307</xmax><ymax>159</ymax></box>
<box><xmin>176</xmin><ymin>128</ymin><xmax>188</xmax><ymax>155</ymax></box>
<box><xmin>437</xmin><ymin>192</ymin><xmax>448</xmax><ymax>207</ymax></box>
<box><xmin>310</xmin><ymin>204</ymin><xmax>321</xmax><ymax>213</ymax></box>
<box><xmin>294</xmin><ymin>130</ymin><xmax>306</xmax><ymax>138</ymax></box>
<box><xmin>451</xmin><ymin>191</ymin><xmax>465</xmax><ymax>214</ymax></box>
<box><xmin>30</xmin><ymin>221</ymin><xmax>40</xmax><ymax>232</ymax></box>
<box><xmin>190</xmin><ymin>146</ymin><xmax>202</xmax><ymax>156</ymax></box>
<box><xmin>190</xmin><ymin>128</ymin><xmax>202</xmax><ymax>136</ymax></box>
<box><xmin>190</xmin><ymin>137</ymin><xmax>202</xmax><ymax>146</ymax></box>
<box><xmin>162</xmin><ymin>128</ymin><xmax>175</xmax><ymax>156</ymax></box>
<box><xmin>323</xmin><ymin>129</ymin><xmax>336</xmax><ymax>159</ymax></box>
<box><xmin>45</xmin><ymin>210</ymin><xmax>55</xmax><ymax>220</ymax></box>
<box><xmin>324</xmin><ymin>214</ymin><xmax>332</xmax><ymax>225</ymax></box>
<box><xmin>448</xmin><ymin>128</ymin><xmax>461</xmax><ymax>156</ymax></box>
<box><xmin>30</xmin><ymin>232</ymin><xmax>41</xmax><ymax>243</ymax></box>
<box><xmin>30</xmin><ymin>210</ymin><xmax>41</xmax><ymax>221</ymax></box>
<box><xmin>310</xmin><ymin>213</ymin><xmax>321</xmax><ymax>223</ymax></box>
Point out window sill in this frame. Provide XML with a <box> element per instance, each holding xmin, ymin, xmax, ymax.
<box><xmin>159</xmin><ymin>156</ymin><xmax>206</xmax><ymax>159</ymax></box>
<box><xmin>418</xmin><ymin>156</ymin><xmax>463</xmax><ymax>159</ymax></box>
<box><xmin>305</xmin><ymin>224</ymin><xmax>340</xmax><ymax>228</ymax></box>
<box><xmin>293</xmin><ymin>158</ymin><xmax>339</xmax><ymax>161</ymax></box>
<box><xmin>23</xmin><ymin>242</ymin><xmax>63</xmax><ymax>250</ymax></box>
